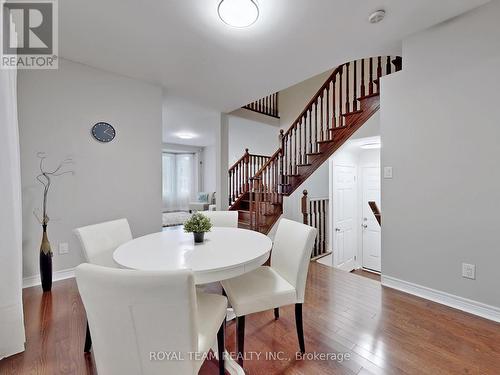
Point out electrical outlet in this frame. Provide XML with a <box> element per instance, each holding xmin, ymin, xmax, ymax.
<box><xmin>59</xmin><ymin>242</ymin><xmax>69</xmax><ymax>254</ymax></box>
<box><xmin>462</xmin><ymin>263</ymin><xmax>476</xmax><ymax>280</ymax></box>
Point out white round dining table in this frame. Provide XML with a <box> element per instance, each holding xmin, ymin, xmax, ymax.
<box><xmin>113</xmin><ymin>226</ymin><xmax>271</xmax><ymax>375</ymax></box>
<box><xmin>113</xmin><ymin>226</ymin><xmax>272</xmax><ymax>284</ymax></box>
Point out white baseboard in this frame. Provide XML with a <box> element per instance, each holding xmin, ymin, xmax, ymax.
<box><xmin>381</xmin><ymin>275</ymin><xmax>500</xmax><ymax>323</ymax></box>
<box><xmin>23</xmin><ymin>267</ymin><xmax>75</xmax><ymax>289</ymax></box>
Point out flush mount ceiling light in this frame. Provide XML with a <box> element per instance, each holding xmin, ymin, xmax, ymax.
<box><xmin>360</xmin><ymin>143</ymin><xmax>381</xmax><ymax>149</ymax></box>
<box><xmin>175</xmin><ymin>132</ymin><xmax>196</xmax><ymax>140</ymax></box>
<box><xmin>218</xmin><ymin>0</ymin><xmax>259</xmax><ymax>28</ymax></box>
<box><xmin>368</xmin><ymin>9</ymin><xmax>386</xmax><ymax>24</ymax></box>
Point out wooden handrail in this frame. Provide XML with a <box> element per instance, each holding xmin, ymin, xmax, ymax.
<box><xmin>228</xmin><ymin>148</ymin><xmax>249</xmax><ymax>172</ymax></box>
<box><xmin>228</xmin><ymin>149</ymin><xmax>271</xmax><ymax>206</ymax></box>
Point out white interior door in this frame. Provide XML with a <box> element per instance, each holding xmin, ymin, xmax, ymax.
<box><xmin>362</xmin><ymin>167</ymin><xmax>381</xmax><ymax>272</ymax></box>
<box><xmin>333</xmin><ymin>164</ymin><xmax>357</xmax><ymax>271</ymax></box>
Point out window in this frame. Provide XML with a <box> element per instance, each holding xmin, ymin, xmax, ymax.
<box><xmin>162</xmin><ymin>152</ymin><xmax>195</xmax><ymax>211</ymax></box>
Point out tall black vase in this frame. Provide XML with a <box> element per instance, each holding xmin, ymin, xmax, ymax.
<box><xmin>40</xmin><ymin>224</ymin><xmax>53</xmax><ymax>292</ymax></box>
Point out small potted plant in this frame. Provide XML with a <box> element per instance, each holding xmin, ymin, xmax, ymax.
<box><xmin>184</xmin><ymin>212</ymin><xmax>212</xmax><ymax>243</ymax></box>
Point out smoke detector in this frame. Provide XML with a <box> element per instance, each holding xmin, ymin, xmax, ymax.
<box><xmin>369</xmin><ymin>10</ymin><xmax>386</xmax><ymax>24</ymax></box>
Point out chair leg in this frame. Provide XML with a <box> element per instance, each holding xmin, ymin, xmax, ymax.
<box><xmin>84</xmin><ymin>321</ymin><xmax>92</xmax><ymax>353</ymax></box>
<box><xmin>295</xmin><ymin>303</ymin><xmax>305</xmax><ymax>353</ymax></box>
<box><xmin>236</xmin><ymin>316</ymin><xmax>245</xmax><ymax>366</ymax></box>
<box><xmin>274</xmin><ymin>307</ymin><xmax>279</xmax><ymax>320</ymax></box>
<box><xmin>217</xmin><ymin>321</ymin><xmax>225</xmax><ymax>375</ymax></box>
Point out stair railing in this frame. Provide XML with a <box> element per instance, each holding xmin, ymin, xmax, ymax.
<box><xmin>248</xmin><ymin>148</ymin><xmax>282</xmax><ymax>230</ymax></box>
<box><xmin>302</xmin><ymin>190</ymin><xmax>330</xmax><ymax>260</ymax></box>
<box><xmin>280</xmin><ymin>57</ymin><xmax>401</xmax><ymax>192</ymax></box>
<box><xmin>243</xmin><ymin>92</ymin><xmax>279</xmax><ymax>118</ymax></box>
<box><xmin>228</xmin><ymin>149</ymin><xmax>271</xmax><ymax>206</ymax></box>
<box><xmin>242</xmin><ymin>56</ymin><xmax>401</xmax><ymax>232</ymax></box>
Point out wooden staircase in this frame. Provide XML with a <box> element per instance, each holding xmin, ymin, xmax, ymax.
<box><xmin>229</xmin><ymin>56</ymin><xmax>401</xmax><ymax>234</ymax></box>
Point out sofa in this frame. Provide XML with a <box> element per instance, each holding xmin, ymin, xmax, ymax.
<box><xmin>189</xmin><ymin>192</ymin><xmax>215</xmax><ymax>213</ymax></box>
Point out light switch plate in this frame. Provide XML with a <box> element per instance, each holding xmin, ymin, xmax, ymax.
<box><xmin>383</xmin><ymin>166</ymin><xmax>393</xmax><ymax>179</ymax></box>
<box><xmin>59</xmin><ymin>242</ymin><xmax>69</xmax><ymax>254</ymax></box>
<box><xmin>462</xmin><ymin>263</ymin><xmax>476</xmax><ymax>280</ymax></box>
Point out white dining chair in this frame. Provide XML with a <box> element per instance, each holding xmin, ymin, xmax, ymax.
<box><xmin>221</xmin><ymin>218</ymin><xmax>316</xmax><ymax>365</ymax></box>
<box><xmin>73</xmin><ymin>218</ymin><xmax>132</xmax><ymax>267</ymax></box>
<box><xmin>75</xmin><ymin>263</ymin><xmax>227</xmax><ymax>375</ymax></box>
<box><xmin>73</xmin><ymin>218</ymin><xmax>132</xmax><ymax>353</ymax></box>
<box><xmin>202</xmin><ymin>210</ymin><xmax>238</xmax><ymax>228</ymax></box>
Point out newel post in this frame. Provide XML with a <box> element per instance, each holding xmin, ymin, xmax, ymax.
<box><xmin>301</xmin><ymin>189</ymin><xmax>308</xmax><ymax>225</ymax></box>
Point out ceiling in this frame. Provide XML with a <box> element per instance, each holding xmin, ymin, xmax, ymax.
<box><xmin>162</xmin><ymin>95</ymin><xmax>220</xmax><ymax>146</ymax></box>
<box><xmin>60</xmin><ymin>0</ymin><xmax>488</xmax><ymax>114</ymax></box>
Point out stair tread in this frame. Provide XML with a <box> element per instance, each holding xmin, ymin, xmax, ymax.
<box><xmin>358</xmin><ymin>92</ymin><xmax>379</xmax><ymax>100</ymax></box>
<box><xmin>297</xmin><ymin>163</ymin><xmax>312</xmax><ymax>167</ymax></box>
<box><xmin>342</xmin><ymin>109</ymin><xmax>363</xmax><ymax>117</ymax></box>
<box><xmin>306</xmin><ymin>151</ymin><xmax>322</xmax><ymax>156</ymax></box>
<box><xmin>329</xmin><ymin>125</ymin><xmax>348</xmax><ymax>132</ymax></box>
<box><xmin>317</xmin><ymin>139</ymin><xmax>334</xmax><ymax>144</ymax></box>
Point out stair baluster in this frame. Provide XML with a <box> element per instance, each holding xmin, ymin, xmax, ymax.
<box><xmin>301</xmin><ymin>190</ymin><xmax>330</xmax><ymax>260</ymax></box>
<box><xmin>361</xmin><ymin>58</ymin><xmax>366</xmax><ymax>97</ymax></box>
<box><xmin>353</xmin><ymin>60</ymin><xmax>358</xmax><ymax>111</ymax></box>
<box><xmin>346</xmin><ymin>61</ymin><xmax>350</xmax><ymax>113</ymax></box>
<box><xmin>369</xmin><ymin>57</ymin><xmax>374</xmax><ymax>95</ymax></box>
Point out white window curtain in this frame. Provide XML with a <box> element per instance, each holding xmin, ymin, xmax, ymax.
<box><xmin>0</xmin><ymin>69</ymin><xmax>26</xmax><ymax>358</ymax></box>
<box><xmin>162</xmin><ymin>153</ymin><xmax>196</xmax><ymax>211</ymax></box>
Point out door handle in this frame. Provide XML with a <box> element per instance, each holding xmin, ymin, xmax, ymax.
<box><xmin>335</xmin><ymin>228</ymin><xmax>341</xmax><ymax>232</ymax></box>
<box><xmin>362</xmin><ymin>224</ymin><xmax>368</xmax><ymax>228</ymax></box>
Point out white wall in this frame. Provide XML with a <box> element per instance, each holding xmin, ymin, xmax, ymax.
<box><xmin>228</xmin><ymin>116</ymin><xmax>279</xmax><ymax>167</ymax></box>
<box><xmin>202</xmin><ymin>144</ymin><xmax>217</xmax><ymax>193</ymax></box>
<box><xmin>18</xmin><ymin>59</ymin><xmax>163</xmax><ymax>278</ymax></box>
<box><xmin>381</xmin><ymin>0</ymin><xmax>500</xmax><ymax>310</ymax></box>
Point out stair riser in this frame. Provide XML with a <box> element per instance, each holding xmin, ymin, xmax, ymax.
<box><xmin>317</xmin><ymin>141</ymin><xmax>335</xmax><ymax>154</ymax></box>
<box><xmin>238</xmin><ymin>211</ymin><xmax>251</xmax><ymax>222</ymax></box>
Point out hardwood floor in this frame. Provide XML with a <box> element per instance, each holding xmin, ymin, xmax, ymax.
<box><xmin>350</xmin><ymin>269</ymin><xmax>381</xmax><ymax>282</ymax></box>
<box><xmin>1</xmin><ymin>263</ymin><xmax>499</xmax><ymax>374</ymax></box>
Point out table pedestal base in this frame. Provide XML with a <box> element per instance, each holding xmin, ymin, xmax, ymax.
<box><xmin>211</xmin><ymin>345</ymin><xmax>245</xmax><ymax>375</ymax></box>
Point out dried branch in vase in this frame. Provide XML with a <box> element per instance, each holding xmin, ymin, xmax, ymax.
<box><xmin>33</xmin><ymin>152</ymin><xmax>74</xmax><ymax>252</ymax></box>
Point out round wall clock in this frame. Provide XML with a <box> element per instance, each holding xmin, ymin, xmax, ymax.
<box><xmin>91</xmin><ymin>122</ymin><xmax>116</xmax><ymax>143</ymax></box>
